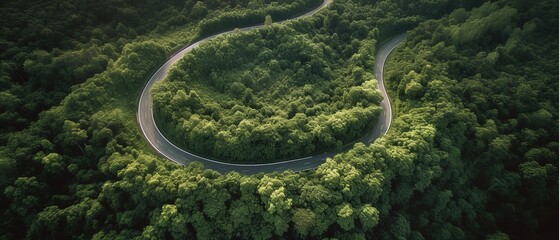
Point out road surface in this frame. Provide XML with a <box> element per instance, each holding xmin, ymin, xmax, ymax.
<box><xmin>137</xmin><ymin>0</ymin><xmax>405</xmax><ymax>174</ymax></box>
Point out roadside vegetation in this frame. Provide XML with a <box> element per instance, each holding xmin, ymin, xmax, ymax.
<box><xmin>153</xmin><ymin>16</ymin><xmax>383</xmax><ymax>163</ymax></box>
<box><xmin>1</xmin><ymin>0</ymin><xmax>557</xmax><ymax>239</ymax></box>
<box><xmin>384</xmin><ymin>1</ymin><xmax>559</xmax><ymax>237</ymax></box>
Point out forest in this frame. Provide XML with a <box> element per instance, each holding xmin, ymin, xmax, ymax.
<box><xmin>1</xmin><ymin>0</ymin><xmax>558</xmax><ymax>239</ymax></box>
<box><xmin>153</xmin><ymin>16</ymin><xmax>383</xmax><ymax>163</ymax></box>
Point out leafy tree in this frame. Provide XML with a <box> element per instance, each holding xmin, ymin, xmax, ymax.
<box><xmin>265</xmin><ymin>15</ymin><xmax>273</xmax><ymax>26</ymax></box>
<box><xmin>41</xmin><ymin>153</ymin><xmax>65</xmax><ymax>174</ymax></box>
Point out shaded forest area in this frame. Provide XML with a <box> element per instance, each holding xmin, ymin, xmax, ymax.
<box><xmin>2</xmin><ymin>0</ymin><xmax>557</xmax><ymax>239</ymax></box>
<box><xmin>384</xmin><ymin>0</ymin><xmax>559</xmax><ymax>238</ymax></box>
<box><xmin>0</xmin><ymin>0</ymin><xmax>320</xmax><ymax>138</ymax></box>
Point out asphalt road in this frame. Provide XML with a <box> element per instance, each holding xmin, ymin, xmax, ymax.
<box><xmin>137</xmin><ymin>0</ymin><xmax>406</xmax><ymax>174</ymax></box>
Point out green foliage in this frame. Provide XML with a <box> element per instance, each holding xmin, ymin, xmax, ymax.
<box><xmin>41</xmin><ymin>153</ymin><xmax>65</xmax><ymax>174</ymax></box>
<box><xmin>2</xmin><ymin>0</ymin><xmax>557</xmax><ymax>239</ymax></box>
<box><xmin>450</xmin><ymin>2</ymin><xmax>517</xmax><ymax>45</ymax></box>
<box><xmin>265</xmin><ymin>15</ymin><xmax>273</xmax><ymax>26</ymax></box>
<box><xmin>197</xmin><ymin>0</ymin><xmax>323</xmax><ymax>37</ymax></box>
<box><xmin>487</xmin><ymin>231</ymin><xmax>510</xmax><ymax>240</ymax></box>
<box><xmin>154</xmin><ymin>18</ymin><xmax>383</xmax><ymax>163</ymax></box>
<box><xmin>383</xmin><ymin>0</ymin><xmax>559</xmax><ymax>238</ymax></box>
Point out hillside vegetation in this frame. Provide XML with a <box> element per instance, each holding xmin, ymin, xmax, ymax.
<box><xmin>1</xmin><ymin>0</ymin><xmax>558</xmax><ymax>239</ymax></box>
<box><xmin>384</xmin><ymin>1</ymin><xmax>559</xmax><ymax>237</ymax></box>
<box><xmin>153</xmin><ymin>18</ymin><xmax>383</xmax><ymax>163</ymax></box>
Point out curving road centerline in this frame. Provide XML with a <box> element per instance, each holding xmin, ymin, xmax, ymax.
<box><xmin>137</xmin><ymin>0</ymin><xmax>405</xmax><ymax>174</ymax></box>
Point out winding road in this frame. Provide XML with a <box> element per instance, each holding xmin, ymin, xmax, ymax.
<box><xmin>137</xmin><ymin>0</ymin><xmax>406</xmax><ymax>174</ymax></box>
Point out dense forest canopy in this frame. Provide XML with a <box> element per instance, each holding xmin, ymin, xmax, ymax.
<box><xmin>0</xmin><ymin>0</ymin><xmax>321</xmax><ymax>137</ymax></box>
<box><xmin>1</xmin><ymin>0</ymin><xmax>558</xmax><ymax>239</ymax></box>
<box><xmin>384</xmin><ymin>1</ymin><xmax>559</xmax><ymax>237</ymax></box>
<box><xmin>152</xmin><ymin>15</ymin><xmax>384</xmax><ymax>163</ymax></box>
